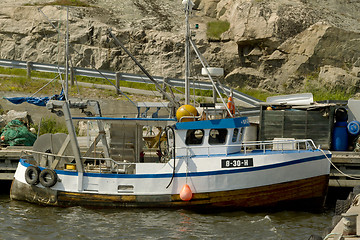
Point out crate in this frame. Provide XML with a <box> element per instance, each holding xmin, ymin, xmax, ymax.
<box><xmin>259</xmin><ymin>105</ymin><xmax>335</xmax><ymax>149</ymax></box>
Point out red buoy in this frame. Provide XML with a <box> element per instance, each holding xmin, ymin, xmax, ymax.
<box><xmin>180</xmin><ymin>184</ymin><xmax>193</xmax><ymax>201</ymax></box>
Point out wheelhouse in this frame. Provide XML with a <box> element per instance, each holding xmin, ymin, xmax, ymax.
<box><xmin>174</xmin><ymin>117</ymin><xmax>250</xmax><ymax>157</ymax></box>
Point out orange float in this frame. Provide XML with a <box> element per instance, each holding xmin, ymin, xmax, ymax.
<box><xmin>180</xmin><ymin>184</ymin><xmax>193</xmax><ymax>201</ymax></box>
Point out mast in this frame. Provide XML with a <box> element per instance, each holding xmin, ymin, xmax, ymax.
<box><xmin>183</xmin><ymin>0</ymin><xmax>193</xmax><ymax>105</ymax></box>
<box><xmin>65</xmin><ymin>6</ymin><xmax>70</xmax><ymax>101</ymax></box>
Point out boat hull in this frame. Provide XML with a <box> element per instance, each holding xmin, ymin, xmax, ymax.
<box><xmin>10</xmin><ymin>148</ymin><xmax>331</xmax><ymax>209</ymax></box>
<box><xmin>10</xmin><ymin>174</ymin><xmax>329</xmax><ymax>209</ymax></box>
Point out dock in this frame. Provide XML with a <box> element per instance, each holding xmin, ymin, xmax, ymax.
<box><xmin>325</xmin><ymin>193</ymin><xmax>360</xmax><ymax>239</ymax></box>
<box><xmin>0</xmin><ymin>146</ymin><xmax>31</xmax><ymax>181</ymax></box>
<box><xmin>330</xmin><ymin>152</ymin><xmax>360</xmax><ymax>188</ymax></box>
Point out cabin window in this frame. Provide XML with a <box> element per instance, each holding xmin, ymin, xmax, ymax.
<box><xmin>185</xmin><ymin>129</ymin><xmax>204</xmax><ymax>145</ymax></box>
<box><xmin>232</xmin><ymin>129</ymin><xmax>239</xmax><ymax>142</ymax></box>
<box><xmin>209</xmin><ymin>129</ymin><xmax>227</xmax><ymax>145</ymax></box>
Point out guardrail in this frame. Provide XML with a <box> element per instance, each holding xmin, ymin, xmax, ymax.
<box><xmin>0</xmin><ymin>58</ymin><xmax>261</xmax><ymax>107</ymax></box>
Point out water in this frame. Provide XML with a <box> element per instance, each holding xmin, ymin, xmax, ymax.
<box><xmin>0</xmin><ymin>194</ymin><xmax>333</xmax><ymax>240</ymax></box>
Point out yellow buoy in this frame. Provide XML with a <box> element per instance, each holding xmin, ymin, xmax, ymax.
<box><xmin>176</xmin><ymin>105</ymin><xmax>198</xmax><ymax>122</ymax></box>
<box><xmin>180</xmin><ymin>184</ymin><xmax>193</xmax><ymax>201</ymax></box>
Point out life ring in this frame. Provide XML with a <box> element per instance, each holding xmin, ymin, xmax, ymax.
<box><xmin>39</xmin><ymin>169</ymin><xmax>58</xmax><ymax>188</ymax></box>
<box><xmin>25</xmin><ymin>166</ymin><xmax>41</xmax><ymax>185</ymax></box>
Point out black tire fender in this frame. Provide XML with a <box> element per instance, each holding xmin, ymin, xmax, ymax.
<box><xmin>25</xmin><ymin>166</ymin><xmax>41</xmax><ymax>185</ymax></box>
<box><xmin>39</xmin><ymin>169</ymin><xmax>58</xmax><ymax>188</ymax></box>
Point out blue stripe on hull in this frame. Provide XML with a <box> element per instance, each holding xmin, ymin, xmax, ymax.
<box><xmin>19</xmin><ymin>153</ymin><xmax>330</xmax><ymax>179</ymax></box>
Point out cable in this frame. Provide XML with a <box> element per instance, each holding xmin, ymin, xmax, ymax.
<box><xmin>319</xmin><ymin>148</ymin><xmax>360</xmax><ymax>180</ymax></box>
<box><xmin>158</xmin><ymin>126</ymin><xmax>176</xmax><ymax>188</ymax></box>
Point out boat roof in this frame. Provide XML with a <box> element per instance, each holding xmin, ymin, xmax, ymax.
<box><xmin>175</xmin><ymin>117</ymin><xmax>249</xmax><ymax>130</ymax></box>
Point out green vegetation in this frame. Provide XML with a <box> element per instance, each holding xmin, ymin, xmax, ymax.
<box><xmin>25</xmin><ymin>0</ymin><xmax>92</xmax><ymax>7</ymax></box>
<box><xmin>235</xmin><ymin>87</ymin><xmax>273</xmax><ymax>102</ymax></box>
<box><xmin>0</xmin><ymin>66</ymin><xmax>216</xmax><ymax>99</ymax></box>
<box><xmin>0</xmin><ymin>66</ymin><xmax>354</xmax><ymax>105</ymax></box>
<box><xmin>304</xmin><ymin>73</ymin><xmax>353</xmax><ymax>101</ymax></box>
<box><xmin>206</xmin><ymin>21</ymin><xmax>230</xmax><ymax>40</ymax></box>
<box><xmin>32</xmin><ymin>117</ymin><xmax>70</xmax><ymax>135</ymax></box>
<box><xmin>0</xmin><ymin>74</ymin><xmax>76</xmax><ymax>96</ymax></box>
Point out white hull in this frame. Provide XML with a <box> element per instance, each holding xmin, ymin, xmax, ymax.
<box><xmin>11</xmin><ymin>149</ymin><xmax>330</xmax><ymax>208</ymax></box>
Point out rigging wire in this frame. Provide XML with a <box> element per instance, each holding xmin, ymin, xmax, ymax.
<box><xmin>189</xmin><ymin>39</ymin><xmax>233</xmax><ymax>117</ymax></box>
<box><xmin>38</xmin><ymin>8</ymin><xmax>137</xmax><ymax>107</ymax></box>
<box><xmin>29</xmin><ymin>75</ymin><xmax>61</xmax><ymax>98</ymax></box>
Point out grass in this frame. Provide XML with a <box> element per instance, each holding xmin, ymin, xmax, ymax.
<box><xmin>304</xmin><ymin>73</ymin><xmax>353</xmax><ymax>101</ymax></box>
<box><xmin>206</xmin><ymin>21</ymin><xmax>230</xmax><ymax>40</ymax></box>
<box><xmin>236</xmin><ymin>87</ymin><xmax>272</xmax><ymax>102</ymax></box>
<box><xmin>32</xmin><ymin>117</ymin><xmax>69</xmax><ymax>135</ymax></box>
<box><xmin>25</xmin><ymin>0</ymin><xmax>92</xmax><ymax>7</ymax></box>
<box><xmin>0</xmin><ymin>66</ymin><xmax>216</xmax><ymax>99</ymax></box>
<box><xmin>0</xmin><ymin>66</ymin><xmax>354</xmax><ymax>104</ymax></box>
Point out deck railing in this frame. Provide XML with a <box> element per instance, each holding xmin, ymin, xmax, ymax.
<box><xmin>22</xmin><ymin>150</ymin><xmax>136</xmax><ymax>174</ymax></box>
<box><xmin>175</xmin><ymin>139</ymin><xmax>318</xmax><ymax>157</ymax></box>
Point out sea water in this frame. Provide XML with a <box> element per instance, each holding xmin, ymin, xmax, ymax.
<box><xmin>0</xmin><ymin>194</ymin><xmax>333</xmax><ymax>240</ymax></box>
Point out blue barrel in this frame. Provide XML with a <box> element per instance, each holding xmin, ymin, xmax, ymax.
<box><xmin>348</xmin><ymin>121</ymin><xmax>360</xmax><ymax>136</ymax></box>
<box><xmin>332</xmin><ymin>121</ymin><xmax>348</xmax><ymax>151</ymax></box>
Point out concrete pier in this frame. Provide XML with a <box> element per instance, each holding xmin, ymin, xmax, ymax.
<box><xmin>326</xmin><ymin>197</ymin><xmax>360</xmax><ymax>239</ymax></box>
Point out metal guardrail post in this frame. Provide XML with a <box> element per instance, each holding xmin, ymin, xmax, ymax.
<box><xmin>115</xmin><ymin>72</ymin><xmax>121</xmax><ymax>95</ymax></box>
<box><xmin>70</xmin><ymin>67</ymin><xmax>74</xmax><ymax>86</ymax></box>
<box><xmin>162</xmin><ymin>77</ymin><xmax>168</xmax><ymax>100</ymax></box>
<box><xmin>26</xmin><ymin>61</ymin><xmax>32</xmax><ymax>79</ymax></box>
<box><xmin>213</xmin><ymin>80</ymin><xmax>218</xmax><ymax>103</ymax></box>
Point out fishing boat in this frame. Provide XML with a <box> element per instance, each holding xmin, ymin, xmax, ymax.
<box><xmin>10</xmin><ymin>1</ymin><xmax>331</xmax><ymax>209</ymax></box>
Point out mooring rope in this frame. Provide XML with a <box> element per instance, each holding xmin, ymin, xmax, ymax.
<box><xmin>319</xmin><ymin>148</ymin><xmax>360</xmax><ymax>180</ymax></box>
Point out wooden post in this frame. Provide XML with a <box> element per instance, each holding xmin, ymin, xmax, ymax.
<box><xmin>26</xmin><ymin>61</ymin><xmax>31</xmax><ymax>79</ymax></box>
<box><xmin>162</xmin><ymin>77</ymin><xmax>168</xmax><ymax>100</ymax></box>
<box><xmin>115</xmin><ymin>72</ymin><xmax>121</xmax><ymax>95</ymax></box>
<box><xmin>70</xmin><ymin>67</ymin><xmax>74</xmax><ymax>86</ymax></box>
<box><xmin>213</xmin><ymin>80</ymin><xmax>217</xmax><ymax>103</ymax></box>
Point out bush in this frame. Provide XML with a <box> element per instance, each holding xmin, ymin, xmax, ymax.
<box><xmin>206</xmin><ymin>21</ymin><xmax>230</xmax><ymax>40</ymax></box>
<box><xmin>33</xmin><ymin>117</ymin><xmax>69</xmax><ymax>136</ymax></box>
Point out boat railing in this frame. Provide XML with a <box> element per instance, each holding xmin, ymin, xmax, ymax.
<box><xmin>22</xmin><ymin>150</ymin><xmax>136</xmax><ymax>174</ymax></box>
<box><xmin>241</xmin><ymin>139</ymin><xmax>317</xmax><ymax>154</ymax></box>
<box><xmin>82</xmin><ymin>156</ymin><xmax>135</xmax><ymax>174</ymax></box>
<box><xmin>175</xmin><ymin>139</ymin><xmax>317</xmax><ymax>157</ymax></box>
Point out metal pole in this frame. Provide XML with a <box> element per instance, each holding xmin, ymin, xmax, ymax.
<box><xmin>65</xmin><ymin>6</ymin><xmax>69</xmax><ymax>101</ymax></box>
<box><xmin>184</xmin><ymin>2</ymin><xmax>191</xmax><ymax>105</ymax></box>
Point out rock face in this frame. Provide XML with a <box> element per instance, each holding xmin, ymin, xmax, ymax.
<box><xmin>0</xmin><ymin>0</ymin><xmax>360</xmax><ymax>95</ymax></box>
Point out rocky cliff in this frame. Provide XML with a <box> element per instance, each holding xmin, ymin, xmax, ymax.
<box><xmin>1</xmin><ymin>0</ymin><xmax>360</xmax><ymax>96</ymax></box>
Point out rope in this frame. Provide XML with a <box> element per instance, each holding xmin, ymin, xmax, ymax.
<box><xmin>323</xmin><ymin>233</ymin><xmax>342</xmax><ymax>240</ymax></box>
<box><xmin>319</xmin><ymin>148</ymin><xmax>360</xmax><ymax>180</ymax></box>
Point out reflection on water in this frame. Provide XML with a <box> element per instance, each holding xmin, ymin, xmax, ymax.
<box><xmin>0</xmin><ymin>194</ymin><xmax>332</xmax><ymax>240</ymax></box>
